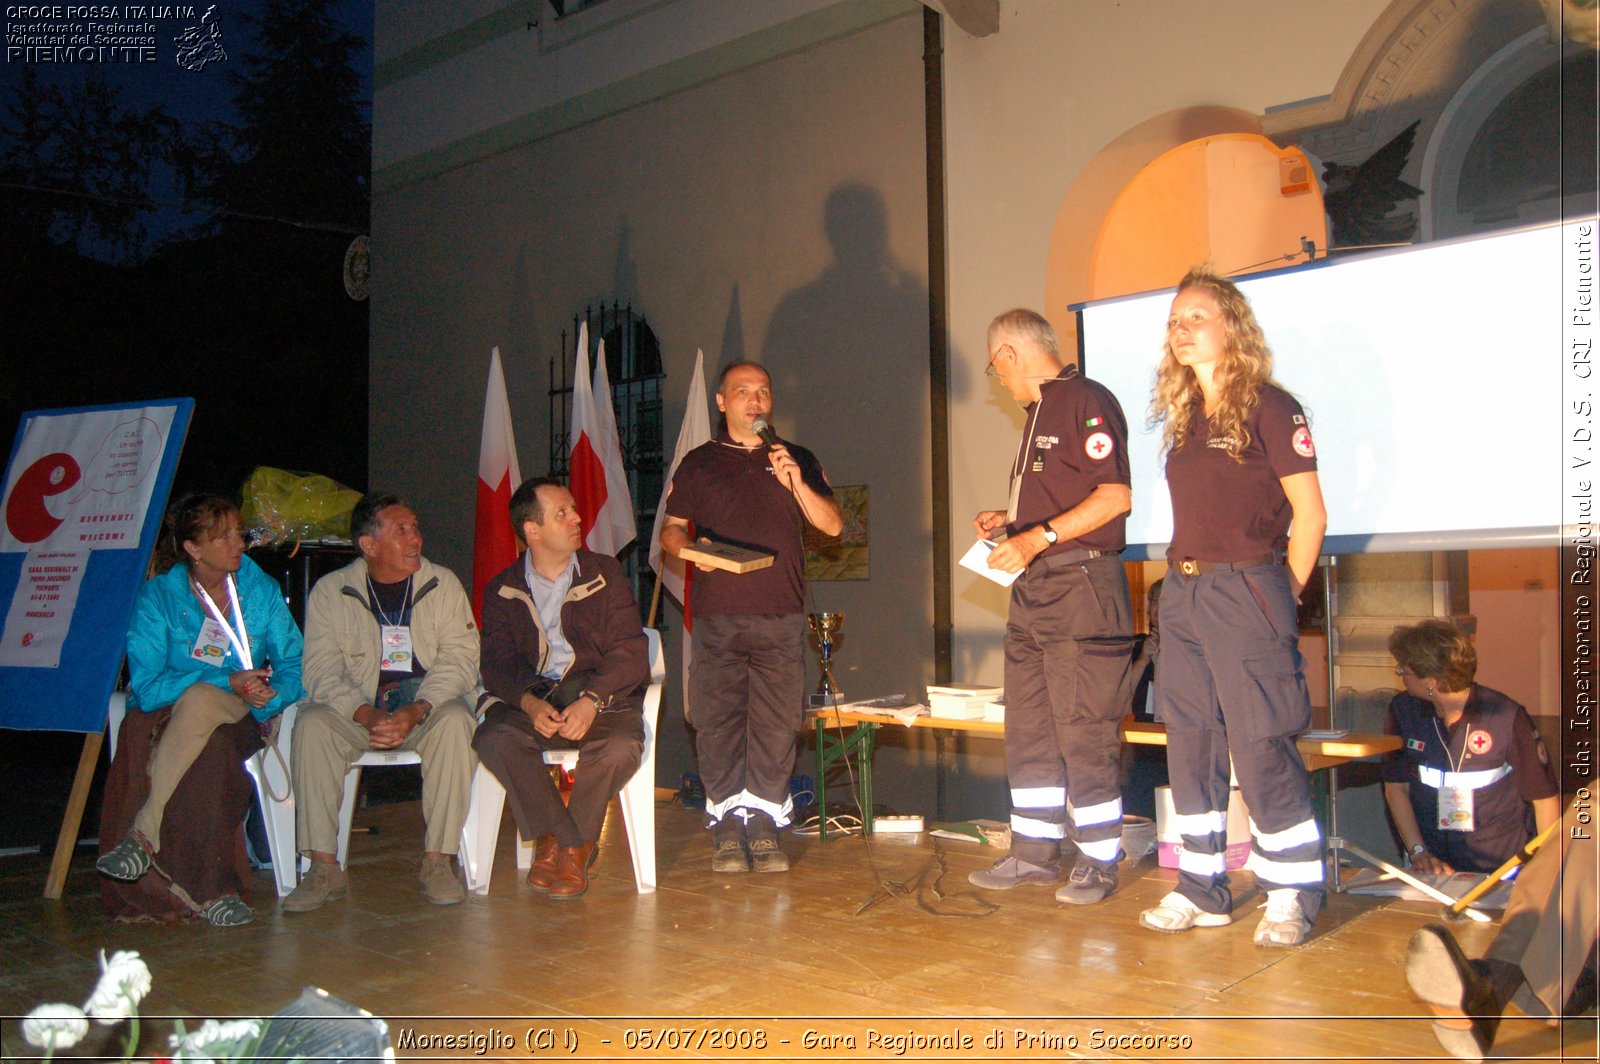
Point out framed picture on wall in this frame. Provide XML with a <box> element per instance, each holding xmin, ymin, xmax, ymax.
<box><xmin>805</xmin><ymin>484</ymin><xmax>867</xmax><ymax>581</ymax></box>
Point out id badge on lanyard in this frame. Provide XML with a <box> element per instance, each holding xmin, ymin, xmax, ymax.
<box><xmin>194</xmin><ymin>574</ymin><xmax>252</xmax><ymax>668</ymax></box>
<box><xmin>1438</xmin><ymin>786</ymin><xmax>1476</xmax><ymax>832</ymax></box>
<box><xmin>192</xmin><ymin>617</ymin><xmax>232</xmax><ymax>662</ymax></box>
<box><xmin>380</xmin><ymin>625</ymin><xmax>414</xmax><ymax>672</ymax></box>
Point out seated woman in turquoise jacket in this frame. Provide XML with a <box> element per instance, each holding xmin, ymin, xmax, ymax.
<box><xmin>96</xmin><ymin>493</ymin><xmax>304</xmax><ymax>926</ymax></box>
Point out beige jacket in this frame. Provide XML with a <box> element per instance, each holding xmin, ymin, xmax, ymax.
<box><xmin>302</xmin><ymin>556</ymin><xmax>480</xmax><ymax>717</ymax></box>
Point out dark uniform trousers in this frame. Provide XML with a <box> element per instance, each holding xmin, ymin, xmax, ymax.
<box><xmin>691</xmin><ymin>612</ymin><xmax>807</xmax><ymax>828</ymax></box>
<box><xmin>472</xmin><ymin>701</ymin><xmax>644</xmax><ymax>848</ymax></box>
<box><xmin>1156</xmin><ymin>563</ymin><xmax>1324</xmax><ymax>920</ymax></box>
<box><xmin>1004</xmin><ymin>553</ymin><xmax>1133</xmax><ymax>868</ymax></box>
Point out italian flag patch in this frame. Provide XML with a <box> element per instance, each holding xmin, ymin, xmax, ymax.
<box><xmin>1406</xmin><ymin>738</ymin><xmax>1426</xmax><ymax>752</ymax></box>
<box><xmin>1085</xmin><ymin>416</ymin><xmax>1104</xmax><ymax>428</ymax></box>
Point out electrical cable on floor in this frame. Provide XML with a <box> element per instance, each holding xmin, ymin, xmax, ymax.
<box><xmin>777</xmin><ymin>461</ymin><xmax>996</xmax><ymax>920</ymax></box>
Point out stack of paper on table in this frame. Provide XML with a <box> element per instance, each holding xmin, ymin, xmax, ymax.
<box><xmin>983</xmin><ymin>700</ymin><xmax>1005</xmax><ymax>723</ymax></box>
<box><xmin>926</xmin><ymin>683</ymin><xmax>1003</xmax><ymax>720</ymax></box>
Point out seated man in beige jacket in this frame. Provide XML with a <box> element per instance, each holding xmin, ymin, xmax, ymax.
<box><xmin>285</xmin><ymin>492</ymin><xmax>481</xmax><ymax>910</ymax></box>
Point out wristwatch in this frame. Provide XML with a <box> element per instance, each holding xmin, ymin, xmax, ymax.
<box><xmin>1408</xmin><ymin>842</ymin><xmax>1427</xmax><ymax>858</ymax></box>
<box><xmin>1040</xmin><ymin>524</ymin><xmax>1059</xmax><ymax>545</ymax></box>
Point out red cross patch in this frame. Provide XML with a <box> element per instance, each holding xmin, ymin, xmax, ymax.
<box><xmin>1292</xmin><ymin>426</ymin><xmax>1315</xmax><ymax>458</ymax></box>
<box><xmin>1085</xmin><ymin>431</ymin><xmax>1113</xmax><ymax>461</ymax></box>
<box><xmin>1466</xmin><ymin>729</ymin><xmax>1493</xmax><ymax>756</ymax></box>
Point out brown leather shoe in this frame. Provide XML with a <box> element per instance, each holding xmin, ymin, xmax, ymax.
<box><xmin>526</xmin><ymin>834</ymin><xmax>560</xmax><ymax>891</ymax></box>
<box><xmin>548</xmin><ymin>841</ymin><xmax>597</xmax><ymax>900</ymax></box>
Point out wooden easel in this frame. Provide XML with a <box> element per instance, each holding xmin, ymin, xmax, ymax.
<box><xmin>44</xmin><ymin>728</ymin><xmax>105</xmax><ymax>899</ymax></box>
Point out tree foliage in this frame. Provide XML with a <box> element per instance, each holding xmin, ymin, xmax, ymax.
<box><xmin>0</xmin><ymin>68</ymin><xmax>182</xmax><ymax>262</ymax></box>
<box><xmin>190</xmin><ymin>0</ymin><xmax>370</xmax><ymax>235</ymax></box>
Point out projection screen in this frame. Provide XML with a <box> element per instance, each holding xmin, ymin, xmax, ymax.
<box><xmin>1074</xmin><ymin>218</ymin><xmax>1588</xmax><ymax>558</ymax></box>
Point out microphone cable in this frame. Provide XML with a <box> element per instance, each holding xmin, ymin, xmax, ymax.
<box><xmin>760</xmin><ymin>421</ymin><xmax>995</xmax><ymax>920</ymax></box>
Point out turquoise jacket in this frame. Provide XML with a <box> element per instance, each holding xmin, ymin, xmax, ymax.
<box><xmin>125</xmin><ymin>555</ymin><xmax>305</xmax><ymax>720</ymax></box>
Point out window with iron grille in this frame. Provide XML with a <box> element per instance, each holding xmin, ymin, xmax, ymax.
<box><xmin>548</xmin><ymin>304</ymin><xmax>664</xmax><ymax>617</ymax></box>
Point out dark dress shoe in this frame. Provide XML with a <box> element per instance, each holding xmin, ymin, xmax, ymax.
<box><xmin>526</xmin><ymin>834</ymin><xmax>560</xmax><ymax>891</ymax></box>
<box><xmin>1405</xmin><ymin>924</ymin><xmax>1502</xmax><ymax>1063</ymax></box>
<box><xmin>549</xmin><ymin>841</ymin><xmax>597</xmax><ymax>900</ymax></box>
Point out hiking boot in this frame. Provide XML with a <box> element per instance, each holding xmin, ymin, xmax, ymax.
<box><xmin>283</xmin><ymin>861</ymin><xmax>347</xmax><ymax>913</ymax></box>
<box><xmin>1054</xmin><ymin>859</ymin><xmax>1118</xmax><ymax>905</ymax></box>
<box><xmin>748</xmin><ymin>836</ymin><xmax>790</xmax><ymax>873</ymax></box>
<box><xmin>526</xmin><ymin>834</ymin><xmax>560</xmax><ymax>892</ymax></box>
<box><xmin>419</xmin><ymin>854</ymin><xmax>465</xmax><ymax>906</ymax></box>
<box><xmin>1253</xmin><ymin>888</ymin><xmax>1311</xmax><ymax>947</ymax></box>
<box><xmin>549</xmin><ymin>842</ymin><xmax>597</xmax><ymax>900</ymax></box>
<box><xmin>967</xmin><ymin>854</ymin><xmax>1060</xmax><ymax>890</ymax></box>
<box><xmin>1138</xmin><ymin>890</ymin><xmax>1232</xmax><ymax>932</ymax></box>
<box><xmin>712</xmin><ymin>838</ymin><xmax>750</xmax><ymax>873</ymax></box>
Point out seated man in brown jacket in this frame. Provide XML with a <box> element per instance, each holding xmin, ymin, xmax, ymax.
<box><xmin>472</xmin><ymin>477</ymin><xmax>649</xmax><ymax>899</ymax></box>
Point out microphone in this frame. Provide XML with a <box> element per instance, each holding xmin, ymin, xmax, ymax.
<box><xmin>751</xmin><ymin>417</ymin><xmax>780</xmax><ymax>447</ymax></box>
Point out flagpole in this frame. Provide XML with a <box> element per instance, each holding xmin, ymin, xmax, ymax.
<box><xmin>646</xmin><ymin>565</ymin><xmax>664</xmax><ymax>629</ymax></box>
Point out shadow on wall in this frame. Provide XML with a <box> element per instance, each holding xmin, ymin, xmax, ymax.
<box><xmin>759</xmin><ymin>180</ymin><xmax>934</xmax><ymax>712</ymax></box>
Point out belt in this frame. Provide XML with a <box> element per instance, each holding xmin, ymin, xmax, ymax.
<box><xmin>1417</xmin><ymin>763</ymin><xmax>1513</xmax><ymax>791</ymax></box>
<box><xmin>1034</xmin><ymin>547</ymin><xmax>1120</xmax><ymax>570</ymax></box>
<box><xmin>1172</xmin><ymin>553</ymin><xmax>1277</xmax><ymax>577</ymax></box>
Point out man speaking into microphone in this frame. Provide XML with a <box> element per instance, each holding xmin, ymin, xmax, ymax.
<box><xmin>659</xmin><ymin>361</ymin><xmax>843</xmax><ymax>873</ymax></box>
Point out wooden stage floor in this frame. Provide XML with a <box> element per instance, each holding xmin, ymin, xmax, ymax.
<box><xmin>1</xmin><ymin>795</ymin><xmax>1591</xmax><ymax>1062</ymax></box>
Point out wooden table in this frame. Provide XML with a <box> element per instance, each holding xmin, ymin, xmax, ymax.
<box><xmin>807</xmin><ymin>706</ymin><xmax>1399</xmax><ymax>883</ymax></box>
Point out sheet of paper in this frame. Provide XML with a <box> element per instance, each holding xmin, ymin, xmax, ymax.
<box><xmin>959</xmin><ymin>538</ymin><xmax>1021</xmax><ymax>587</ymax></box>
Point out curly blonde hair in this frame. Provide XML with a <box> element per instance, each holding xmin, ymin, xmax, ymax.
<box><xmin>1148</xmin><ymin>267</ymin><xmax>1281</xmax><ymax>460</ymax></box>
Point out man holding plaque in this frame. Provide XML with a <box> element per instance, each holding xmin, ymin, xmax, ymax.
<box><xmin>473</xmin><ymin>477</ymin><xmax>649</xmax><ymax>899</ymax></box>
<box><xmin>970</xmin><ymin>309</ymin><xmax>1135</xmax><ymax>905</ymax></box>
<box><xmin>659</xmin><ymin>361</ymin><xmax>843</xmax><ymax>873</ymax></box>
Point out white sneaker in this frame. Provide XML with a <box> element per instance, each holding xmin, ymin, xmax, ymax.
<box><xmin>1253</xmin><ymin>888</ymin><xmax>1311</xmax><ymax>947</ymax></box>
<box><xmin>1138</xmin><ymin>890</ymin><xmax>1232</xmax><ymax>933</ymax></box>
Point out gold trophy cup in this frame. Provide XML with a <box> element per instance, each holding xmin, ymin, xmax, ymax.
<box><xmin>806</xmin><ymin>611</ymin><xmax>845</xmax><ymax>707</ymax></box>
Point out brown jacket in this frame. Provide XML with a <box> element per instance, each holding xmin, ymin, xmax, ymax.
<box><xmin>478</xmin><ymin>550</ymin><xmax>647</xmax><ymax>717</ymax></box>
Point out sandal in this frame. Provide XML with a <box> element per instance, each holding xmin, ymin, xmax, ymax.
<box><xmin>96</xmin><ymin>834</ymin><xmax>152</xmax><ymax>881</ymax></box>
<box><xmin>202</xmin><ymin>895</ymin><xmax>254</xmax><ymax>927</ymax></box>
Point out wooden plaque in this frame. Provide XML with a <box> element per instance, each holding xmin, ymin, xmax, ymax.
<box><xmin>680</xmin><ymin>543</ymin><xmax>775</xmax><ymax>574</ymax></box>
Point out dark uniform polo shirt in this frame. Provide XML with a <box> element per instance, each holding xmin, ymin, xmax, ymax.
<box><xmin>1005</xmin><ymin>365</ymin><xmax>1130</xmax><ymax>556</ymax></box>
<box><xmin>1382</xmin><ymin>684</ymin><xmax>1557</xmax><ymax>873</ymax></box>
<box><xmin>1166</xmin><ymin>384</ymin><xmax>1317</xmax><ymax>563</ymax></box>
<box><xmin>665</xmin><ymin>430</ymin><xmax>833</xmax><ymax>618</ymax></box>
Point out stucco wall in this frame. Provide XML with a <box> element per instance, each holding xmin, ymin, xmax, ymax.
<box><xmin>371</xmin><ymin>12</ymin><xmax>935</xmax><ymax>799</ymax></box>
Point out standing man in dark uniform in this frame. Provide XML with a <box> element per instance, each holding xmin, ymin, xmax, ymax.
<box><xmin>969</xmin><ymin>308</ymin><xmax>1135</xmax><ymax>905</ymax></box>
<box><xmin>659</xmin><ymin>362</ymin><xmax>843</xmax><ymax>873</ymax></box>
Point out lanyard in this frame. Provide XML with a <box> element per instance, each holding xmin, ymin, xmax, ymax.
<box><xmin>194</xmin><ymin>574</ymin><xmax>253</xmax><ymax>670</ymax></box>
<box><xmin>368</xmin><ymin>575</ymin><xmax>413</xmax><ymax>627</ymax></box>
<box><xmin>1006</xmin><ymin>394</ymin><xmax>1047</xmax><ymax>523</ymax></box>
<box><xmin>1432</xmin><ymin>715</ymin><xmax>1466</xmax><ymax>774</ymax></box>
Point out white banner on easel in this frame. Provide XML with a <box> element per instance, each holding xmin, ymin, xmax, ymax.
<box><xmin>0</xmin><ymin>406</ymin><xmax>175</xmax><ymax>553</ymax></box>
<box><xmin>0</xmin><ymin>550</ymin><xmax>88</xmax><ymax>668</ymax></box>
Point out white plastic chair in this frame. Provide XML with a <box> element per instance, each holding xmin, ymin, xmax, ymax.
<box><xmin>460</xmin><ymin>628</ymin><xmax>665</xmax><ymax>895</ymax></box>
<box><xmin>105</xmin><ymin>690</ymin><xmax>299</xmax><ymax>896</ymax></box>
<box><xmin>262</xmin><ymin>699</ymin><xmax>489</xmax><ymax>896</ymax></box>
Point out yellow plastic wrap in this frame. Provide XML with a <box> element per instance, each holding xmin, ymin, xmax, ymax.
<box><xmin>241</xmin><ymin>466</ymin><xmax>361</xmax><ymax>546</ymax></box>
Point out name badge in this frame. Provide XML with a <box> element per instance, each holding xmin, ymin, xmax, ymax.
<box><xmin>1437</xmin><ymin>786</ymin><xmax>1475</xmax><ymax>832</ymax></box>
<box><xmin>192</xmin><ymin>617</ymin><xmax>232</xmax><ymax>662</ymax></box>
<box><xmin>380</xmin><ymin>624</ymin><xmax>414</xmax><ymax>672</ymax></box>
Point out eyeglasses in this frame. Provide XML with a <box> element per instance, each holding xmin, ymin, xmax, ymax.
<box><xmin>1394</xmin><ymin>665</ymin><xmax>1418</xmax><ymax>677</ymax></box>
<box><xmin>985</xmin><ymin>344</ymin><xmax>1010</xmax><ymax>377</ymax></box>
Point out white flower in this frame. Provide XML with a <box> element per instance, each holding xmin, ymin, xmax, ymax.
<box><xmin>83</xmin><ymin>948</ymin><xmax>152</xmax><ymax>1025</ymax></box>
<box><xmin>22</xmin><ymin>1003</ymin><xmax>89</xmax><ymax>1049</ymax></box>
<box><xmin>170</xmin><ymin>1017</ymin><xmax>263</xmax><ymax>1058</ymax></box>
